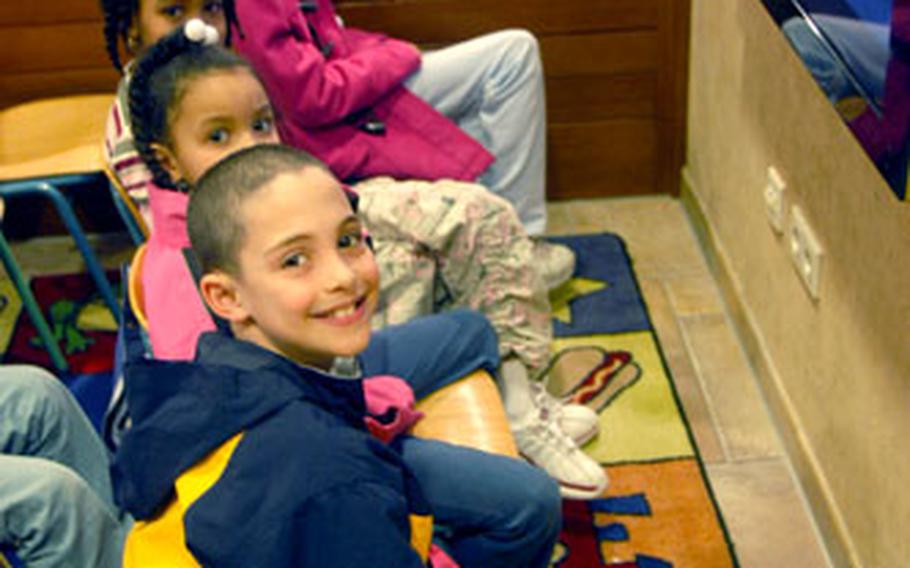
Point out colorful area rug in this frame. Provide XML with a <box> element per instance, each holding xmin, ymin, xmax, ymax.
<box><xmin>546</xmin><ymin>233</ymin><xmax>738</xmax><ymax>567</ymax></box>
<box><xmin>0</xmin><ymin>271</ymin><xmax>120</xmax><ymax>432</ymax></box>
<box><xmin>0</xmin><ymin>234</ymin><xmax>738</xmax><ymax>567</ymax></box>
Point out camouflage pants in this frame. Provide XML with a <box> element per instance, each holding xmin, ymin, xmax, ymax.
<box><xmin>356</xmin><ymin>177</ymin><xmax>552</xmax><ymax>373</ymax></box>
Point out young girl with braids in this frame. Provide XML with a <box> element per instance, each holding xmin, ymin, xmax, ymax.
<box><xmin>100</xmin><ymin>3</ymin><xmax>607</xmax><ymax>498</ymax></box>
<box><xmin>102</xmin><ymin>0</ymin><xmax>232</xmax><ymax>222</ymax></box>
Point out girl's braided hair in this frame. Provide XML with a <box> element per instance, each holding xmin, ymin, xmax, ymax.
<box><xmin>128</xmin><ymin>21</ymin><xmax>254</xmax><ymax>190</ymax></box>
<box><xmin>98</xmin><ymin>0</ymin><xmax>239</xmax><ymax>71</ymax></box>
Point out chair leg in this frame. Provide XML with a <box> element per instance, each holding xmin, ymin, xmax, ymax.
<box><xmin>0</xmin><ymin>231</ymin><xmax>68</xmax><ymax>372</ymax></box>
<box><xmin>37</xmin><ymin>183</ymin><xmax>122</xmax><ymax>322</ymax></box>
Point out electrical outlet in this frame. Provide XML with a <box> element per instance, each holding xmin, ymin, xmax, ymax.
<box><xmin>788</xmin><ymin>205</ymin><xmax>824</xmax><ymax>300</ymax></box>
<box><xmin>764</xmin><ymin>166</ymin><xmax>786</xmax><ymax>233</ymax></box>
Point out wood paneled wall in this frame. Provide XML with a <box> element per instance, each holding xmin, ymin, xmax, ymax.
<box><xmin>0</xmin><ymin>2</ymin><xmax>120</xmax><ymax>112</ymax></box>
<box><xmin>334</xmin><ymin>0</ymin><xmax>690</xmax><ymax>198</ymax></box>
<box><xmin>0</xmin><ymin>0</ymin><xmax>689</xmax><ymax>205</ymax></box>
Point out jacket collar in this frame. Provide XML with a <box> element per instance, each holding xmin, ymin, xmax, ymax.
<box><xmin>113</xmin><ymin>331</ymin><xmax>367</xmax><ymax>519</ymax></box>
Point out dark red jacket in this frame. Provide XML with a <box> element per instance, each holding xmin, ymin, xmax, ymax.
<box><xmin>233</xmin><ymin>0</ymin><xmax>494</xmax><ymax>182</ymax></box>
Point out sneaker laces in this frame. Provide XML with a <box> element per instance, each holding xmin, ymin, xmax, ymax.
<box><xmin>530</xmin><ymin>381</ymin><xmax>564</xmax><ymax>423</ymax></box>
<box><xmin>524</xmin><ymin>384</ymin><xmax>578</xmax><ymax>454</ymax></box>
<box><xmin>517</xmin><ymin>420</ymin><xmax>579</xmax><ymax>457</ymax></box>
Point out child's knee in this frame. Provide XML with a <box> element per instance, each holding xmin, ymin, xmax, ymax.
<box><xmin>0</xmin><ymin>365</ymin><xmax>71</xmax><ymax>420</ymax></box>
<box><xmin>1</xmin><ymin>365</ymin><xmax>60</xmax><ymax>394</ymax></box>
<box><xmin>8</xmin><ymin>457</ymin><xmax>87</xmax><ymax>510</ymax></box>
<box><xmin>447</xmin><ymin>309</ymin><xmax>499</xmax><ymax>360</ymax></box>
<box><xmin>499</xmin><ymin>29</ymin><xmax>541</xmax><ymax>69</ymax></box>
<box><xmin>502</xmin><ymin>465</ymin><xmax>561</xmax><ymax>540</ymax></box>
<box><xmin>524</xmin><ymin>469</ymin><xmax>561</xmax><ymax>520</ymax></box>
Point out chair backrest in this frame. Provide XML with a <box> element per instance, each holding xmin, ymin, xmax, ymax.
<box><xmin>0</xmin><ymin>94</ymin><xmax>113</xmax><ymax>180</ymax></box>
<box><xmin>128</xmin><ymin>243</ymin><xmax>149</xmax><ymax>330</ymax></box>
<box><xmin>103</xmin><ymin>159</ymin><xmax>150</xmax><ymax>243</ymax></box>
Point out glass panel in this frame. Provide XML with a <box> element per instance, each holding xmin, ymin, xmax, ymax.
<box><xmin>762</xmin><ymin>0</ymin><xmax>910</xmax><ymax>200</ymax></box>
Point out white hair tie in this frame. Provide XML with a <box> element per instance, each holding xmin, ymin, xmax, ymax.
<box><xmin>184</xmin><ymin>18</ymin><xmax>220</xmax><ymax>46</ymax></box>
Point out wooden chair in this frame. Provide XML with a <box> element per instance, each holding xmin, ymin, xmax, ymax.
<box><xmin>102</xmin><ymin>160</ymin><xmax>149</xmax><ymax>246</ymax></box>
<box><xmin>125</xmin><ymin>244</ymin><xmax>517</xmax><ymax>457</ymax></box>
<box><xmin>126</xmin><ymin>244</ymin><xmax>150</xmax><ymax>332</ymax></box>
<box><xmin>413</xmin><ymin>369</ymin><xmax>518</xmax><ymax>457</ymax></box>
<box><xmin>0</xmin><ymin>94</ymin><xmax>123</xmax><ymax>371</ymax></box>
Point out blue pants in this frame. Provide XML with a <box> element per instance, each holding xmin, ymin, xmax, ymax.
<box><xmin>0</xmin><ymin>365</ymin><xmax>128</xmax><ymax>568</ymax></box>
<box><xmin>360</xmin><ymin>310</ymin><xmax>561</xmax><ymax>568</ymax></box>
<box><xmin>406</xmin><ymin>30</ymin><xmax>549</xmax><ymax>235</ymax></box>
<box><xmin>782</xmin><ymin>14</ymin><xmax>890</xmax><ymax>103</ymax></box>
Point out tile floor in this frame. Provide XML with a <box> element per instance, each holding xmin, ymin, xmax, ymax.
<box><xmin>6</xmin><ymin>195</ymin><xmax>834</xmax><ymax>567</ymax></box>
<box><xmin>547</xmin><ymin>196</ymin><xmax>833</xmax><ymax>568</ymax></box>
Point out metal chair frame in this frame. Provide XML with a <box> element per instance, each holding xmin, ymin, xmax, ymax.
<box><xmin>0</xmin><ymin>94</ymin><xmax>129</xmax><ymax>372</ymax></box>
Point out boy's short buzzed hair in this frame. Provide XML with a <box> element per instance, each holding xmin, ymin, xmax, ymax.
<box><xmin>187</xmin><ymin>144</ymin><xmax>330</xmax><ymax>275</ymax></box>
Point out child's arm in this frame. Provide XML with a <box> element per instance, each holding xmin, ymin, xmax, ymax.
<box><xmin>234</xmin><ymin>0</ymin><xmax>421</xmax><ymax>128</ymax></box>
<box><xmin>103</xmin><ymin>82</ymin><xmax>153</xmax><ymax>204</ymax></box>
<box><xmin>290</xmin><ymin>484</ymin><xmax>431</xmax><ymax>566</ymax></box>
<box><xmin>182</xmin><ymin>429</ymin><xmax>430</xmax><ymax>566</ymax></box>
<box><xmin>186</xmin><ymin>485</ymin><xmax>429</xmax><ymax>566</ymax></box>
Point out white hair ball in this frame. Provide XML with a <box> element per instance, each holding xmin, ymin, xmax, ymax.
<box><xmin>184</xmin><ymin>18</ymin><xmax>208</xmax><ymax>43</ymax></box>
<box><xmin>203</xmin><ymin>25</ymin><xmax>220</xmax><ymax>46</ymax></box>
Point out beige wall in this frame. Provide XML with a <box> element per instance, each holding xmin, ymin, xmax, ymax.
<box><xmin>685</xmin><ymin>1</ymin><xmax>910</xmax><ymax>566</ymax></box>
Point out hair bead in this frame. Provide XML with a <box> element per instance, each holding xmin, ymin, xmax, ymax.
<box><xmin>183</xmin><ymin>18</ymin><xmax>220</xmax><ymax>46</ymax></box>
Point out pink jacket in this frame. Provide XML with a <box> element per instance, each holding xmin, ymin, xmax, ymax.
<box><xmin>232</xmin><ymin>0</ymin><xmax>494</xmax><ymax>182</ymax></box>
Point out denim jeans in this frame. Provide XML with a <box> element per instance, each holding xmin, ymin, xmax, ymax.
<box><xmin>782</xmin><ymin>14</ymin><xmax>890</xmax><ymax>103</ymax></box>
<box><xmin>0</xmin><ymin>365</ymin><xmax>128</xmax><ymax>568</ymax></box>
<box><xmin>360</xmin><ymin>310</ymin><xmax>562</xmax><ymax>568</ymax></box>
<box><xmin>406</xmin><ymin>29</ymin><xmax>549</xmax><ymax>235</ymax></box>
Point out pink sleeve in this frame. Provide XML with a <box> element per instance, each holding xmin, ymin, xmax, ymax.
<box><xmin>362</xmin><ymin>375</ymin><xmax>424</xmax><ymax>444</ymax></box>
<box><xmin>233</xmin><ymin>0</ymin><xmax>421</xmax><ymax>128</ymax></box>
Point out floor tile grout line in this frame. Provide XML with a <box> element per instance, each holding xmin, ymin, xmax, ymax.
<box><xmin>645</xmin><ymin>277</ymin><xmax>729</xmax><ymax>463</ymax></box>
<box><xmin>674</xmin><ymin>306</ymin><xmax>734</xmax><ymax>465</ymax></box>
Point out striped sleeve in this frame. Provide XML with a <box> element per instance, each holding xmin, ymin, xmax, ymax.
<box><xmin>104</xmin><ymin>73</ymin><xmax>153</xmax><ymax>221</ymax></box>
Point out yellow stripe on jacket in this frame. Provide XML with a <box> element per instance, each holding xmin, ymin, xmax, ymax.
<box><xmin>123</xmin><ymin>430</ymin><xmax>434</xmax><ymax>565</ymax></box>
<box><xmin>123</xmin><ymin>433</ymin><xmax>244</xmax><ymax>567</ymax></box>
<box><xmin>409</xmin><ymin>512</ymin><xmax>433</xmax><ymax>563</ymax></box>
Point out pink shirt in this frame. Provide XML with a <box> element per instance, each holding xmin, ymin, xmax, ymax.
<box><xmin>142</xmin><ymin>185</ymin><xmax>215</xmax><ymax>360</ymax></box>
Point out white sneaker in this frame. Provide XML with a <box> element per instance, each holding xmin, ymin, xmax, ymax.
<box><xmin>533</xmin><ymin>239</ymin><xmax>576</xmax><ymax>290</ymax></box>
<box><xmin>512</xmin><ymin>411</ymin><xmax>608</xmax><ymax>500</ymax></box>
<box><xmin>530</xmin><ymin>382</ymin><xmax>600</xmax><ymax>446</ymax></box>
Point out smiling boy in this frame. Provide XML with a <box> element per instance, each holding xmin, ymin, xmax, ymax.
<box><xmin>193</xmin><ymin>145</ymin><xmax>378</xmax><ymax>367</ymax></box>
<box><xmin>112</xmin><ymin>144</ymin><xmax>561</xmax><ymax>567</ymax></box>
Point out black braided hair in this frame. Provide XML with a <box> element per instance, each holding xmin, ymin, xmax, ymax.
<box><xmin>98</xmin><ymin>0</ymin><xmax>239</xmax><ymax>72</ymax></box>
<box><xmin>99</xmin><ymin>0</ymin><xmax>136</xmax><ymax>71</ymax></box>
<box><xmin>128</xmin><ymin>24</ymin><xmax>254</xmax><ymax>190</ymax></box>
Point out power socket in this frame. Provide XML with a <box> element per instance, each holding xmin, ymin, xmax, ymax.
<box><xmin>764</xmin><ymin>166</ymin><xmax>786</xmax><ymax>234</ymax></box>
<box><xmin>788</xmin><ymin>205</ymin><xmax>824</xmax><ymax>300</ymax></box>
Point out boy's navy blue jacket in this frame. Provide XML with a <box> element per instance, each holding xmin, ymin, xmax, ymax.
<box><xmin>112</xmin><ymin>330</ymin><xmax>434</xmax><ymax>567</ymax></box>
